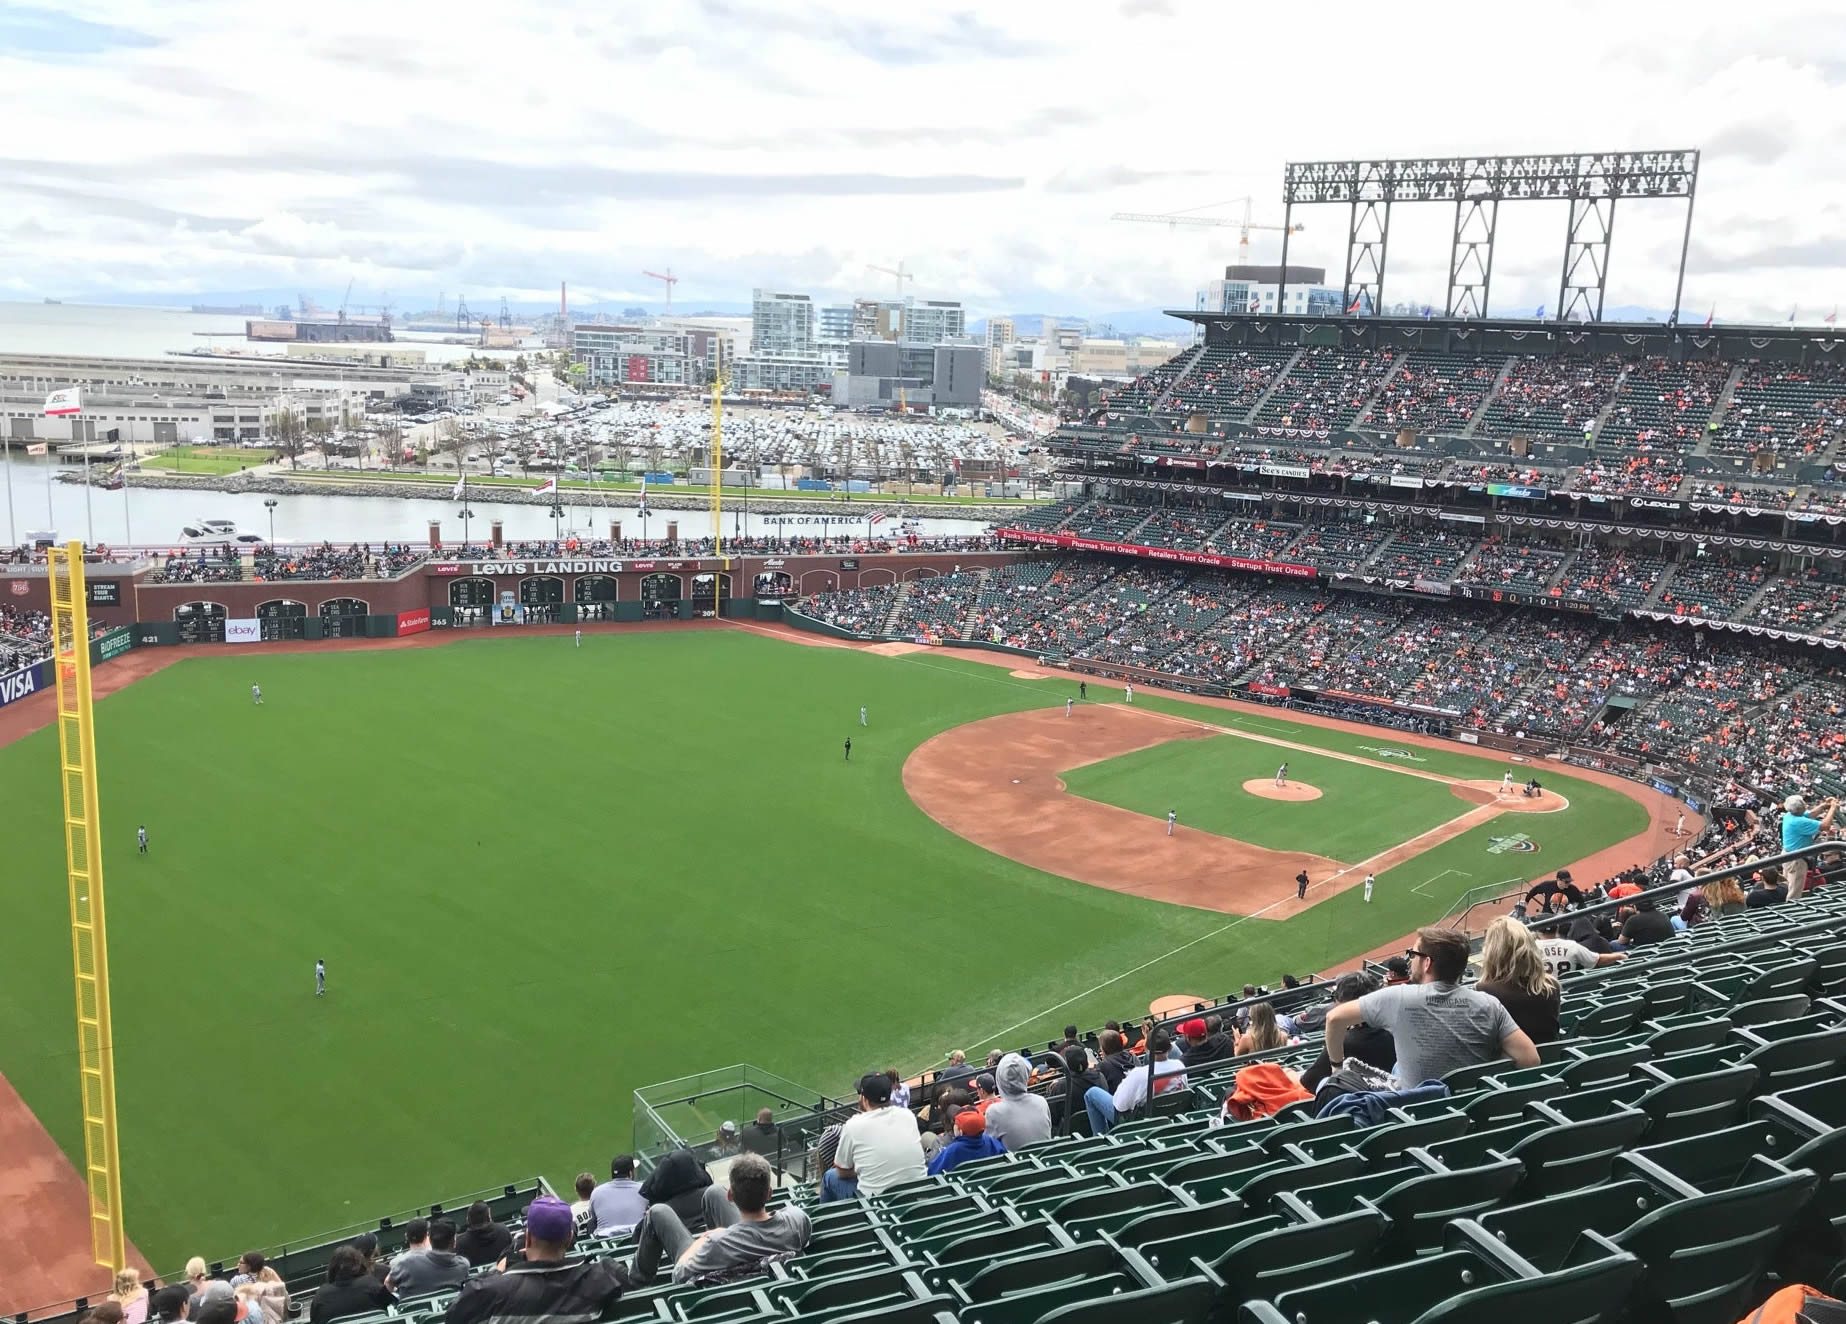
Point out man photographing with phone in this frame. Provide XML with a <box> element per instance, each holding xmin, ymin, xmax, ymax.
<box><xmin>1781</xmin><ymin>794</ymin><xmax>1839</xmax><ymax>901</ymax></box>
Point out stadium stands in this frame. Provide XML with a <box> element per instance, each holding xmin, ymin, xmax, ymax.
<box><xmin>1363</xmin><ymin>352</ymin><xmax>1499</xmax><ymax>434</ymax></box>
<box><xmin>1253</xmin><ymin>348</ymin><xmax>1399</xmax><ymax>431</ymax></box>
<box><xmin>1475</xmin><ymin>356</ymin><xmax>1621</xmax><ymax>443</ymax></box>
<box><xmin>1715</xmin><ymin>360</ymin><xmax>1846</xmax><ymax>457</ymax></box>
<box><xmin>1454</xmin><ymin>537</ymin><xmax>1570</xmax><ymax>595</ymax></box>
<box><xmin>1163</xmin><ymin>346</ymin><xmax>1299</xmax><ymax>421</ymax></box>
<box><xmin>1596</xmin><ymin>356</ymin><xmax>1730</xmax><ymax>452</ymax></box>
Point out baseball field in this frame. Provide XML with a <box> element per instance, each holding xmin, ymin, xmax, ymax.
<box><xmin>0</xmin><ymin>624</ymin><xmax>1661</xmax><ymax>1272</ymax></box>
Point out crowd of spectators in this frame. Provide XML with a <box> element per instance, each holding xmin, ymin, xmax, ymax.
<box><xmin>1475</xmin><ymin>355</ymin><xmax>1621</xmax><ymax>442</ymax></box>
<box><xmin>0</xmin><ymin>601</ymin><xmax>52</xmax><ymax>670</ymax></box>
<box><xmin>1158</xmin><ymin>585</ymin><xmax>1327</xmax><ymax>686</ymax></box>
<box><xmin>1744</xmin><ymin>567</ymin><xmax>1846</xmax><ymax>637</ymax></box>
<box><xmin>150</xmin><ymin>550</ymin><xmax>244</xmax><ymax>584</ymax></box>
<box><xmin>804</xmin><ymin>585</ymin><xmax>898</xmax><ymax>635</ymax></box>
<box><xmin>1247</xmin><ymin>596</ymin><xmax>1416</xmax><ymax>696</ymax></box>
<box><xmin>1365</xmin><ymin>352</ymin><xmax>1499</xmax><ymax>434</ymax></box>
<box><xmin>1367</xmin><ymin>528</ymin><xmax>1475</xmax><ymax>580</ymax></box>
<box><xmin>1654</xmin><ymin>556</ymin><xmax>1770</xmax><ymax>619</ymax></box>
<box><xmin>253</xmin><ymin>543</ymin><xmax>425</xmax><ymax>581</ymax></box>
<box><xmin>1253</xmin><ymin>348</ymin><xmax>1399</xmax><ymax>431</ymax></box>
<box><xmin>1163</xmin><ymin>346</ymin><xmax>1299</xmax><ymax>419</ymax></box>
<box><xmin>1715</xmin><ymin>361</ymin><xmax>1846</xmax><ymax>457</ymax></box>
<box><xmin>1553</xmin><ymin>545</ymin><xmax>1669</xmax><ymax>610</ymax></box>
<box><xmin>1595</xmin><ymin>356</ymin><xmax>1730</xmax><ymax>452</ymax></box>
<box><xmin>1567</xmin><ymin>455</ymin><xmax>1685</xmax><ymax>497</ymax></box>
<box><xmin>1439</xmin><ymin>460</ymin><xmax>1563</xmax><ymax>488</ymax></box>
<box><xmin>1287</xmin><ymin>519</ymin><xmax>1392</xmax><ymax>573</ymax></box>
<box><xmin>1686</xmin><ymin>479</ymin><xmax>1797</xmax><ymax>511</ymax></box>
<box><xmin>1453</xmin><ymin>536</ymin><xmax>1569</xmax><ymax>593</ymax></box>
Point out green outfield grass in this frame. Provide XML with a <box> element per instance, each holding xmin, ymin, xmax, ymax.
<box><xmin>0</xmin><ymin>634</ymin><xmax>1646</xmax><ymax>1269</ymax></box>
<box><xmin>1063</xmin><ymin>736</ymin><xmax>1470</xmax><ymax>862</ymax></box>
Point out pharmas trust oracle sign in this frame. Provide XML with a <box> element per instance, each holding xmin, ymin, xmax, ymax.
<box><xmin>397</xmin><ymin>609</ymin><xmax>431</xmax><ymax>636</ymax></box>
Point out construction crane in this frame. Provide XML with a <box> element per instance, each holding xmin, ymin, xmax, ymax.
<box><xmin>868</xmin><ymin>261</ymin><xmax>915</xmax><ymax>297</ymax></box>
<box><xmin>1111</xmin><ymin>197</ymin><xmax>1303</xmax><ymax>265</ymax></box>
<box><xmin>498</xmin><ymin>297</ymin><xmax>512</xmax><ymax>330</ymax></box>
<box><xmin>455</xmin><ymin>297</ymin><xmax>474</xmax><ymax>333</ymax></box>
<box><xmin>338</xmin><ymin>278</ymin><xmax>355</xmax><ymax>322</ymax></box>
<box><xmin>643</xmin><ymin>268</ymin><xmax>679</xmax><ymax>314</ymax></box>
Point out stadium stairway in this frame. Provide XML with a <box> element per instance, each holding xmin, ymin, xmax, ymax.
<box><xmin>1238</xmin><ymin>347</ymin><xmax>1308</xmax><ymax>426</ymax></box>
<box><xmin>1461</xmin><ymin>357</ymin><xmax>1518</xmax><ymax>438</ymax></box>
<box><xmin>1691</xmin><ymin>363</ymin><xmax>1750</xmax><ymax>458</ymax></box>
<box><xmin>957</xmin><ymin>570</ymin><xmax>992</xmax><ymax>640</ymax></box>
<box><xmin>879</xmin><ymin>583</ymin><xmax>917</xmax><ymax>637</ymax></box>
<box><xmin>1151</xmin><ymin>345</ymin><xmax>1209</xmax><ymax>413</ymax></box>
<box><xmin>1348</xmin><ymin>352</ymin><xmax>1412</xmax><ymax>430</ymax></box>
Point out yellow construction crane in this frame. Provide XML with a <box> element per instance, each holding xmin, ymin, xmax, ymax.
<box><xmin>1111</xmin><ymin>197</ymin><xmax>1302</xmax><ymax>265</ymax></box>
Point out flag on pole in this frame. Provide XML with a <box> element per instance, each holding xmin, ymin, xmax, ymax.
<box><xmin>1346</xmin><ymin>294</ymin><xmax>1363</xmax><ymax>314</ymax></box>
<box><xmin>869</xmin><ymin>512</ymin><xmax>887</xmax><ymax>526</ymax></box>
<box><xmin>44</xmin><ymin>387</ymin><xmax>81</xmax><ymax>416</ymax></box>
<box><xmin>26</xmin><ymin>442</ymin><xmax>49</xmax><ymax>456</ymax></box>
<box><xmin>1789</xmin><ymin>306</ymin><xmax>1798</xmax><ymax>323</ymax></box>
<box><xmin>1828</xmin><ymin>308</ymin><xmax>1838</xmax><ymax>325</ymax></box>
<box><xmin>1704</xmin><ymin>305</ymin><xmax>1715</xmax><ymax>328</ymax></box>
<box><xmin>638</xmin><ymin>474</ymin><xmax>647</xmax><ymax>515</ymax></box>
<box><xmin>451</xmin><ymin>475</ymin><xmax>465</xmax><ymax>499</ymax></box>
<box><xmin>1535</xmin><ymin>304</ymin><xmax>1546</xmax><ymax>320</ymax></box>
<box><xmin>536</xmin><ymin>477</ymin><xmax>557</xmax><ymax>496</ymax></box>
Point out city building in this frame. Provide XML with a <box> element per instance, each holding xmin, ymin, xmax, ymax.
<box><xmin>852</xmin><ymin>298</ymin><xmax>904</xmax><ymax>342</ymax></box>
<box><xmin>901</xmin><ymin>299</ymin><xmax>966</xmax><ymax>345</ymax></box>
<box><xmin>1197</xmin><ymin>264</ymin><xmax>1347</xmax><ymax>318</ymax></box>
<box><xmin>731</xmin><ymin>354</ymin><xmax>833</xmax><ymax>394</ymax></box>
<box><xmin>834</xmin><ymin>340</ymin><xmax>983</xmax><ymax>410</ymax></box>
<box><xmin>818</xmin><ymin>304</ymin><xmax>855</xmax><ymax>344</ymax></box>
<box><xmin>751</xmin><ymin>290</ymin><xmax>816</xmax><ymax>357</ymax></box>
<box><xmin>571</xmin><ymin>324</ymin><xmax>726</xmax><ymax>389</ymax></box>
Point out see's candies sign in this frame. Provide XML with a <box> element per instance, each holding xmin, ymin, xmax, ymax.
<box><xmin>397</xmin><ymin>609</ymin><xmax>431</xmax><ymax>636</ymax></box>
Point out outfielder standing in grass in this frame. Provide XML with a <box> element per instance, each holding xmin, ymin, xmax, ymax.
<box><xmin>843</xmin><ymin>737</ymin><xmax>852</xmax><ymax>762</ymax></box>
<box><xmin>315</xmin><ymin>959</ymin><xmax>326</xmax><ymax>997</ymax></box>
<box><xmin>1363</xmin><ymin>872</ymin><xmax>1375</xmax><ymax>902</ymax></box>
<box><xmin>137</xmin><ymin>824</ymin><xmax>148</xmax><ymax>854</ymax></box>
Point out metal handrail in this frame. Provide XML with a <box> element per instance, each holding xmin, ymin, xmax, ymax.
<box><xmin>1523</xmin><ymin>838</ymin><xmax>1846</xmax><ymax>933</ymax></box>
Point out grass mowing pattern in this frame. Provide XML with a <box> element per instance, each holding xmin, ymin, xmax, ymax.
<box><xmin>1062</xmin><ymin>736</ymin><xmax>1468</xmax><ymax>862</ymax></box>
<box><xmin>0</xmin><ymin>632</ymin><xmax>1643</xmax><ymax>1266</ymax></box>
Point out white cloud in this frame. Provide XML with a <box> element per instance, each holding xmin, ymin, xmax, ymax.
<box><xmin>1</xmin><ymin>0</ymin><xmax>1842</xmax><ymax>320</ymax></box>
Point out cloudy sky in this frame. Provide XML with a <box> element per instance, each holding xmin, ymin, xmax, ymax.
<box><xmin>2</xmin><ymin>0</ymin><xmax>1842</xmax><ymax>322</ymax></box>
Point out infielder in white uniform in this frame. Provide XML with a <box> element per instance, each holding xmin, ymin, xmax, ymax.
<box><xmin>1363</xmin><ymin>873</ymin><xmax>1375</xmax><ymax>902</ymax></box>
<box><xmin>1166</xmin><ymin>809</ymin><xmax>1177</xmax><ymax>836</ymax></box>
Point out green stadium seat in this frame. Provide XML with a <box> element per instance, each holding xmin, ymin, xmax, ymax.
<box><xmin>1030</xmin><ymin>1277</ymin><xmax>1214</xmax><ymax>1324</ymax></box>
<box><xmin>1240</xmin><ymin>1241</ymin><xmax>1643</xmax><ymax>1324</ymax></box>
<box><xmin>1730</xmin><ymin>993</ymin><xmax>1812</xmax><ymax>1027</ymax></box>
<box><xmin>1290</xmin><ymin>1159</ymin><xmax>1525</xmax><ymax>1260</ymax></box>
<box><xmin>1350</xmin><ymin>1111</ymin><xmax>1471</xmax><ymax>1164</ymax></box>
<box><xmin>1417</xmin><ymin>1119</ymin><xmax>1549</xmax><ymax>1172</ymax></box>
<box><xmin>1233</xmin><ymin>1152</ymin><xmax>1368</xmax><ymax>1212</ymax></box>
<box><xmin>1804</xmin><ymin>942</ymin><xmax>1846</xmax><ymax>995</ymax></box>
<box><xmin>1009</xmin><ymin>1173</ymin><xmax>1124</xmax><ymax>1218</ymax></box>
<box><xmin>1614</xmin><ymin>1120</ymin><xmax>1814</xmax><ymax>1195</ymax></box>
<box><xmin>1158</xmin><ymin>1145</ymin><xmax>1288</xmax><ymax>1202</ymax></box>
<box><xmin>1643</xmin><ymin>1015</ymin><xmax>1733</xmax><ymax>1055</ymax></box>
<box><xmin>1737</xmin><ymin>1027</ymin><xmax>1846</xmax><ymax>1095</ymax></box>
<box><xmin>954</xmin><ymin>1242</ymin><xmax>1128</xmax><ymax>1301</ymax></box>
<box><xmin>1740</xmin><ymin>958</ymin><xmax>1821</xmax><ymax>1003</ymax></box>
<box><xmin>1107</xmin><ymin>1197</ymin><xmax>1265</xmax><ymax>1268</ymax></box>
<box><xmin>1462</xmin><ymin>1079</ymin><xmax>1570</xmax><ymax>1129</ymax></box>
<box><xmin>1051</xmin><ymin>1183</ymin><xmax>1180</xmax><ymax>1241</ymax></box>
<box><xmin>1193</xmin><ymin>1208</ymin><xmax>1387</xmax><ymax>1309</ymax></box>
<box><xmin>1476</xmin><ymin>1168</ymin><xmax>1821</xmax><ymax>1324</ymax></box>
<box><xmin>1255</xmin><ymin>1111</ymin><xmax>1358</xmax><ymax>1153</ymax></box>
<box><xmin>1501</xmin><ymin>1108</ymin><xmax>1651</xmax><ymax>1198</ymax></box>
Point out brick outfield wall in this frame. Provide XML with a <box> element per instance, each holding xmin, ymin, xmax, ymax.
<box><xmin>0</xmin><ymin>550</ymin><xmax>1034</xmax><ymax>623</ymax></box>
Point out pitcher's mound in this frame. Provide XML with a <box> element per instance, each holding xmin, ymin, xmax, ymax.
<box><xmin>1244</xmin><ymin>778</ymin><xmax>1322</xmax><ymax>801</ymax></box>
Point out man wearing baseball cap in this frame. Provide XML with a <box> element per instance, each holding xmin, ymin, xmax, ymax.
<box><xmin>447</xmin><ymin>1195</ymin><xmax>628</xmax><ymax>1324</ymax></box>
<box><xmin>821</xmin><ymin>1071</ymin><xmax>926</xmax><ymax>1200</ymax></box>
<box><xmin>1177</xmin><ymin>1017</ymin><xmax>1234</xmax><ymax>1068</ymax></box>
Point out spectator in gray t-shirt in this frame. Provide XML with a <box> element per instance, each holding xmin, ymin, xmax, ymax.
<box><xmin>1324</xmin><ymin>926</ymin><xmax>1539</xmax><ymax>1086</ymax></box>
<box><xmin>634</xmin><ymin>1152</ymin><xmax>811</xmax><ymax>1285</ymax></box>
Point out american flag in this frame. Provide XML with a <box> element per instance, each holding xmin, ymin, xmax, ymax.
<box><xmin>870</xmin><ymin>513</ymin><xmax>886</xmax><ymax>526</ymax></box>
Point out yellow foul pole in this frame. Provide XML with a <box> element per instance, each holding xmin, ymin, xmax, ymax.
<box><xmin>710</xmin><ymin>374</ymin><xmax>724</xmax><ymax>558</ymax></box>
<box><xmin>47</xmin><ymin>540</ymin><xmax>127</xmax><ymax>1270</ymax></box>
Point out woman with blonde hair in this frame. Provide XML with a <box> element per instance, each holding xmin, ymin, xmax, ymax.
<box><xmin>1476</xmin><ymin>916</ymin><xmax>1561</xmax><ymax>1046</ymax></box>
<box><xmin>1235</xmin><ymin>1001</ymin><xmax>1289</xmax><ymax>1056</ymax></box>
<box><xmin>109</xmin><ymin>1268</ymin><xmax>147</xmax><ymax>1324</ymax></box>
<box><xmin>183</xmin><ymin>1258</ymin><xmax>211</xmax><ymax>1313</ymax></box>
<box><xmin>1702</xmin><ymin>876</ymin><xmax>1748</xmax><ymax>919</ymax></box>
